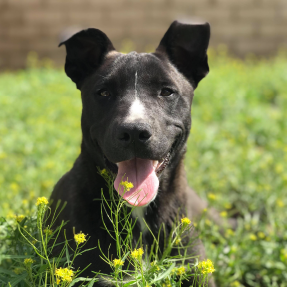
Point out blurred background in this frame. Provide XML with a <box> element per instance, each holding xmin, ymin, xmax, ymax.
<box><xmin>1</xmin><ymin>1</ymin><xmax>287</xmax><ymax>286</ymax></box>
<box><xmin>1</xmin><ymin>0</ymin><xmax>287</xmax><ymax>69</ymax></box>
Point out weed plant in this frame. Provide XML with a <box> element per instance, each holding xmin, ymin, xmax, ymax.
<box><xmin>0</xmin><ymin>169</ymin><xmax>213</xmax><ymax>286</ymax></box>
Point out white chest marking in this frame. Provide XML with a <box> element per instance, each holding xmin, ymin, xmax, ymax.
<box><xmin>127</xmin><ymin>98</ymin><xmax>145</xmax><ymax>121</ymax></box>
<box><xmin>132</xmin><ymin>206</ymin><xmax>147</xmax><ymax>235</ymax></box>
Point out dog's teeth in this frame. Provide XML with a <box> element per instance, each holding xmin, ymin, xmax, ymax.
<box><xmin>116</xmin><ymin>163</ymin><xmax>119</xmax><ymax>166</ymax></box>
<box><xmin>153</xmin><ymin>160</ymin><xmax>159</xmax><ymax>169</ymax></box>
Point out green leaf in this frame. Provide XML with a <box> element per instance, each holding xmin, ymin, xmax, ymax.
<box><xmin>87</xmin><ymin>279</ymin><xmax>98</xmax><ymax>287</ymax></box>
<box><xmin>123</xmin><ymin>280</ymin><xmax>137</xmax><ymax>287</ymax></box>
<box><xmin>0</xmin><ymin>255</ymin><xmax>29</xmax><ymax>260</ymax></box>
<box><xmin>0</xmin><ymin>274</ymin><xmax>9</xmax><ymax>284</ymax></box>
<box><xmin>7</xmin><ymin>272</ymin><xmax>27</xmax><ymax>286</ymax></box>
<box><xmin>0</xmin><ymin>267</ymin><xmax>17</xmax><ymax>276</ymax></box>
<box><xmin>150</xmin><ymin>263</ymin><xmax>175</xmax><ymax>284</ymax></box>
<box><xmin>69</xmin><ymin>277</ymin><xmax>98</xmax><ymax>287</ymax></box>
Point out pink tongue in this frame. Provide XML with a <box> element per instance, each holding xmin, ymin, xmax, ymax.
<box><xmin>114</xmin><ymin>158</ymin><xmax>159</xmax><ymax>206</ymax></box>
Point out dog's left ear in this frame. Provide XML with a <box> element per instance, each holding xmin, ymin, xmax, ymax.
<box><xmin>156</xmin><ymin>21</ymin><xmax>210</xmax><ymax>89</ymax></box>
<box><xmin>59</xmin><ymin>28</ymin><xmax>115</xmax><ymax>89</ymax></box>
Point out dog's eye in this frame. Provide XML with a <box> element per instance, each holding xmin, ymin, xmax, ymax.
<box><xmin>160</xmin><ymin>88</ymin><xmax>173</xmax><ymax>97</ymax></box>
<box><xmin>98</xmin><ymin>90</ymin><xmax>110</xmax><ymax>97</ymax></box>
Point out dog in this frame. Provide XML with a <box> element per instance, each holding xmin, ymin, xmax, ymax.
<box><xmin>50</xmin><ymin>20</ymin><xmax>217</xmax><ymax>286</ymax></box>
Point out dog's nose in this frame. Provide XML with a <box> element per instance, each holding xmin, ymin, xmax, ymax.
<box><xmin>116</xmin><ymin>123</ymin><xmax>152</xmax><ymax>146</ymax></box>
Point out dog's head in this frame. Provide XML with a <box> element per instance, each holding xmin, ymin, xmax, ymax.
<box><xmin>60</xmin><ymin>21</ymin><xmax>210</xmax><ymax>207</ymax></box>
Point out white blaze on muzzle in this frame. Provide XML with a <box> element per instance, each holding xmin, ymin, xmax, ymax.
<box><xmin>126</xmin><ymin>98</ymin><xmax>146</xmax><ymax>122</ymax></box>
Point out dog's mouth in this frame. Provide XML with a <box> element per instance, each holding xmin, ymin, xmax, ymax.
<box><xmin>103</xmin><ymin>139</ymin><xmax>178</xmax><ymax>207</ymax></box>
<box><xmin>104</xmin><ymin>150</ymin><xmax>172</xmax><ymax>177</ymax></box>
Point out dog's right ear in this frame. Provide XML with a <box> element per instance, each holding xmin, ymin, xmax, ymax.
<box><xmin>59</xmin><ymin>28</ymin><xmax>115</xmax><ymax>89</ymax></box>
<box><xmin>156</xmin><ymin>21</ymin><xmax>210</xmax><ymax>89</ymax></box>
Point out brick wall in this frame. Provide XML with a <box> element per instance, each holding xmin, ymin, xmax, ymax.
<box><xmin>0</xmin><ymin>0</ymin><xmax>286</xmax><ymax>69</ymax></box>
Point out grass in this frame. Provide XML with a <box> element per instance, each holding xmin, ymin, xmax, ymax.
<box><xmin>0</xmin><ymin>49</ymin><xmax>287</xmax><ymax>286</ymax></box>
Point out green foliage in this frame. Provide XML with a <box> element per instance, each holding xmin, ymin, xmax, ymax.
<box><xmin>0</xmin><ymin>62</ymin><xmax>81</xmax><ymax>218</ymax></box>
<box><xmin>185</xmin><ymin>49</ymin><xmax>287</xmax><ymax>286</ymax></box>
<box><xmin>0</xmin><ymin>50</ymin><xmax>287</xmax><ymax>286</ymax></box>
<box><xmin>0</xmin><ymin>199</ymin><xmax>97</xmax><ymax>286</ymax></box>
<box><xmin>0</xmin><ymin>173</ymin><xmax>211</xmax><ymax>286</ymax></box>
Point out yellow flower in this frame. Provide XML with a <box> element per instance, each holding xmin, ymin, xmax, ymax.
<box><xmin>74</xmin><ymin>232</ymin><xmax>87</xmax><ymax>245</ymax></box>
<box><xmin>131</xmin><ymin>247</ymin><xmax>144</xmax><ymax>259</ymax></box>
<box><xmin>113</xmin><ymin>258</ymin><xmax>124</xmax><ymax>267</ymax></box>
<box><xmin>55</xmin><ymin>267</ymin><xmax>74</xmax><ymax>283</ymax></box>
<box><xmin>208</xmin><ymin>193</ymin><xmax>217</xmax><ymax>200</ymax></box>
<box><xmin>230</xmin><ymin>245</ymin><xmax>237</xmax><ymax>253</ymax></box>
<box><xmin>13</xmin><ymin>268</ymin><xmax>23</xmax><ymax>274</ymax></box>
<box><xmin>245</xmin><ymin>223</ymin><xmax>251</xmax><ymax>231</ymax></box>
<box><xmin>220</xmin><ymin>211</ymin><xmax>228</xmax><ymax>218</ymax></box>
<box><xmin>249</xmin><ymin>234</ymin><xmax>257</xmax><ymax>241</ymax></box>
<box><xmin>150</xmin><ymin>261</ymin><xmax>160</xmax><ymax>270</ymax></box>
<box><xmin>275</xmin><ymin>164</ymin><xmax>283</xmax><ymax>173</ymax></box>
<box><xmin>10</xmin><ymin>182</ymin><xmax>19</xmax><ymax>192</ymax></box>
<box><xmin>175</xmin><ymin>238</ymin><xmax>181</xmax><ymax>245</ymax></box>
<box><xmin>258</xmin><ymin>232</ymin><xmax>265</xmax><ymax>239</ymax></box>
<box><xmin>120</xmin><ymin>181</ymin><xmax>134</xmax><ymax>191</ymax></box>
<box><xmin>177</xmin><ymin>266</ymin><xmax>186</xmax><ymax>275</ymax></box>
<box><xmin>24</xmin><ymin>258</ymin><xmax>35</xmax><ymax>265</ymax></box>
<box><xmin>231</xmin><ymin>281</ymin><xmax>241</xmax><ymax>287</ymax></box>
<box><xmin>205</xmin><ymin>219</ymin><xmax>211</xmax><ymax>226</ymax></box>
<box><xmin>181</xmin><ymin>217</ymin><xmax>191</xmax><ymax>225</ymax></box>
<box><xmin>276</xmin><ymin>199</ymin><xmax>284</xmax><ymax>207</ymax></box>
<box><xmin>36</xmin><ymin>197</ymin><xmax>49</xmax><ymax>206</ymax></box>
<box><xmin>226</xmin><ymin>229</ymin><xmax>234</xmax><ymax>237</ymax></box>
<box><xmin>138</xmin><ymin>248</ymin><xmax>144</xmax><ymax>256</ymax></box>
<box><xmin>197</xmin><ymin>259</ymin><xmax>215</xmax><ymax>274</ymax></box>
<box><xmin>0</xmin><ymin>152</ymin><xmax>7</xmax><ymax>159</ymax></box>
<box><xmin>44</xmin><ymin>228</ymin><xmax>53</xmax><ymax>236</ymax></box>
<box><xmin>171</xmin><ymin>268</ymin><xmax>177</xmax><ymax>274</ymax></box>
<box><xmin>224</xmin><ymin>203</ymin><xmax>232</xmax><ymax>209</ymax></box>
<box><xmin>280</xmin><ymin>248</ymin><xmax>287</xmax><ymax>260</ymax></box>
<box><xmin>100</xmin><ymin>168</ymin><xmax>108</xmax><ymax>176</ymax></box>
<box><xmin>162</xmin><ymin>280</ymin><xmax>172</xmax><ymax>287</ymax></box>
<box><xmin>42</xmin><ymin>180</ymin><xmax>54</xmax><ymax>189</ymax></box>
<box><xmin>7</xmin><ymin>211</ymin><xmax>14</xmax><ymax>219</ymax></box>
<box><xmin>15</xmin><ymin>215</ymin><xmax>25</xmax><ymax>223</ymax></box>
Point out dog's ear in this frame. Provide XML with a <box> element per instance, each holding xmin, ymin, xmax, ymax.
<box><xmin>156</xmin><ymin>21</ymin><xmax>210</xmax><ymax>88</ymax></box>
<box><xmin>59</xmin><ymin>28</ymin><xmax>115</xmax><ymax>89</ymax></box>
